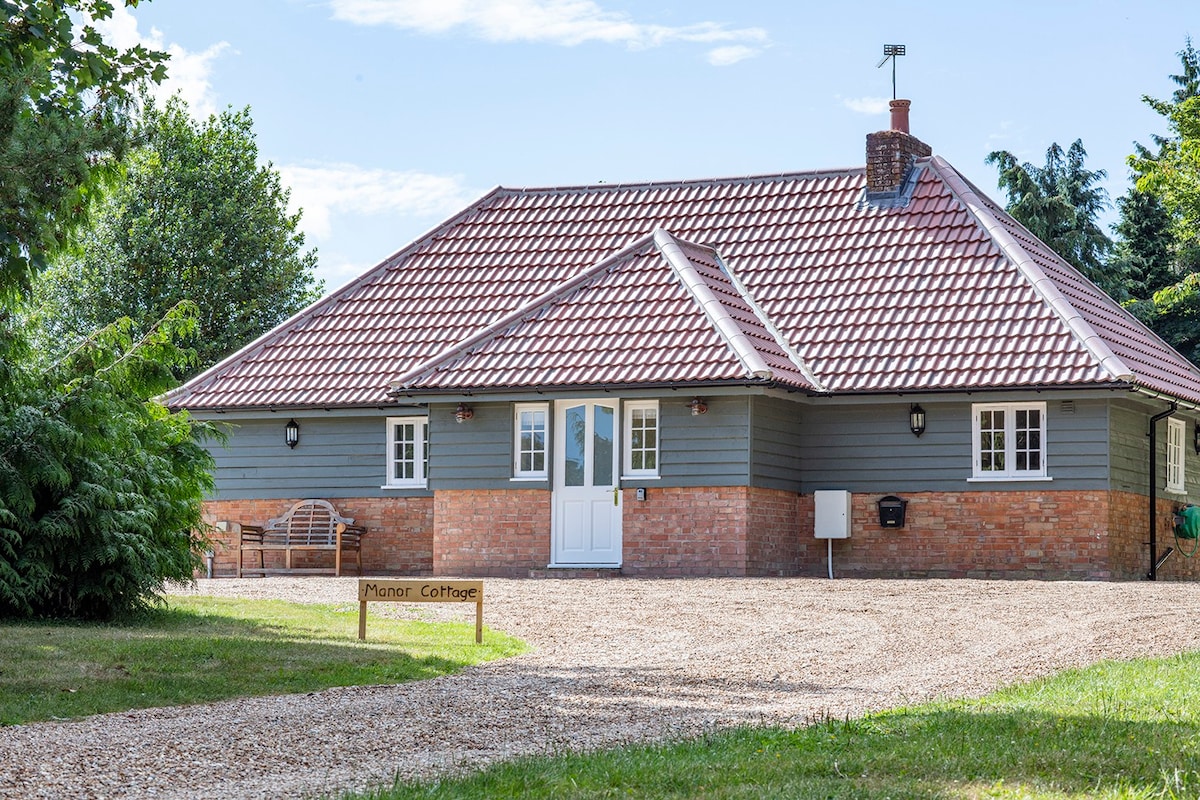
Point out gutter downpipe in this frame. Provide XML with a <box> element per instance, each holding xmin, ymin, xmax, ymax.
<box><xmin>1148</xmin><ymin>403</ymin><xmax>1178</xmax><ymax>580</ymax></box>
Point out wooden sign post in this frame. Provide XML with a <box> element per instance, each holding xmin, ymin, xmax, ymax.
<box><xmin>358</xmin><ymin>579</ymin><xmax>484</xmax><ymax>643</ymax></box>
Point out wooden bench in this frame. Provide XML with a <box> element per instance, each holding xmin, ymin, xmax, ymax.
<box><xmin>226</xmin><ymin>499</ymin><xmax>365</xmax><ymax>577</ymax></box>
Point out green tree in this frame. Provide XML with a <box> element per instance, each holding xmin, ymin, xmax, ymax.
<box><xmin>0</xmin><ymin>304</ymin><xmax>216</xmax><ymax>619</ymax></box>
<box><xmin>1168</xmin><ymin>36</ymin><xmax>1199</xmax><ymax>105</ymax></box>
<box><xmin>1124</xmin><ymin>41</ymin><xmax>1200</xmax><ymax>360</ymax></box>
<box><xmin>986</xmin><ymin>140</ymin><xmax>1117</xmax><ymax>295</ymax></box>
<box><xmin>34</xmin><ymin>95</ymin><xmax>322</xmax><ymax>374</ymax></box>
<box><xmin>1112</xmin><ymin>188</ymin><xmax>1176</xmax><ymax>309</ymax></box>
<box><xmin>0</xmin><ymin>4</ymin><xmax>216</xmax><ymax>619</ymax></box>
<box><xmin>0</xmin><ymin>0</ymin><xmax>166</xmax><ymax>303</ymax></box>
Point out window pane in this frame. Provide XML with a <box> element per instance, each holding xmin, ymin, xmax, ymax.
<box><xmin>565</xmin><ymin>405</ymin><xmax>585</xmax><ymax>486</ymax></box>
<box><xmin>393</xmin><ymin>423</ymin><xmax>416</xmax><ymax>480</ymax></box>
<box><xmin>516</xmin><ymin>406</ymin><xmax>548</xmax><ymax>477</ymax></box>
<box><xmin>593</xmin><ymin>405</ymin><xmax>614</xmax><ymax>487</ymax></box>
<box><xmin>627</xmin><ymin>405</ymin><xmax>658</xmax><ymax>475</ymax></box>
<box><xmin>979</xmin><ymin>407</ymin><xmax>1005</xmax><ymax>473</ymax></box>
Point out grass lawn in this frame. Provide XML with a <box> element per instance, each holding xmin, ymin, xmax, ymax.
<box><xmin>0</xmin><ymin>595</ymin><xmax>527</xmax><ymax>725</ymax></box>
<box><xmin>355</xmin><ymin>651</ymin><xmax>1200</xmax><ymax>800</ymax></box>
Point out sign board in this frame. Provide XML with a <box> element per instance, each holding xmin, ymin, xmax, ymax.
<box><xmin>358</xmin><ymin>579</ymin><xmax>484</xmax><ymax>643</ymax></box>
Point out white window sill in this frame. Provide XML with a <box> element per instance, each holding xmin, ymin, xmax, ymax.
<box><xmin>621</xmin><ymin>474</ymin><xmax>661</xmax><ymax>481</ymax></box>
<box><xmin>967</xmin><ymin>476</ymin><xmax>1053</xmax><ymax>483</ymax></box>
<box><xmin>510</xmin><ymin>476</ymin><xmax>548</xmax><ymax>482</ymax></box>
<box><xmin>381</xmin><ymin>484</ymin><xmax>428</xmax><ymax>490</ymax></box>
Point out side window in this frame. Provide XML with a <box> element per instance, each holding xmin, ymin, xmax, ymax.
<box><xmin>513</xmin><ymin>403</ymin><xmax>549</xmax><ymax>479</ymax></box>
<box><xmin>971</xmin><ymin>402</ymin><xmax>1047</xmax><ymax>480</ymax></box>
<box><xmin>1167</xmin><ymin>417</ymin><xmax>1186</xmax><ymax>494</ymax></box>
<box><xmin>385</xmin><ymin>416</ymin><xmax>428</xmax><ymax>488</ymax></box>
<box><xmin>624</xmin><ymin>400</ymin><xmax>660</xmax><ymax>478</ymax></box>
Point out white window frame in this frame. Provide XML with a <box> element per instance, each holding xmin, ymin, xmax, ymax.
<box><xmin>623</xmin><ymin>400</ymin><xmax>660</xmax><ymax>479</ymax></box>
<box><xmin>969</xmin><ymin>402</ymin><xmax>1050</xmax><ymax>482</ymax></box>
<box><xmin>1167</xmin><ymin>417</ymin><xmax>1186</xmax><ymax>494</ymax></box>
<box><xmin>512</xmin><ymin>402</ymin><xmax>549</xmax><ymax>480</ymax></box>
<box><xmin>384</xmin><ymin>416</ymin><xmax>429</xmax><ymax>489</ymax></box>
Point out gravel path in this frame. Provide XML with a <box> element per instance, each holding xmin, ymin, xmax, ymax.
<box><xmin>3</xmin><ymin>577</ymin><xmax>1200</xmax><ymax>799</ymax></box>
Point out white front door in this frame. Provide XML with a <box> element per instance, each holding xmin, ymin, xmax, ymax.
<box><xmin>552</xmin><ymin>400</ymin><xmax>622</xmax><ymax>566</ymax></box>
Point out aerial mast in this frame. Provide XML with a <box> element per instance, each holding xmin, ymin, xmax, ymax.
<box><xmin>876</xmin><ymin>44</ymin><xmax>906</xmax><ymax>99</ymax></box>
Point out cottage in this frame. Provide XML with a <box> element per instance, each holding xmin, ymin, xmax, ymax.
<box><xmin>169</xmin><ymin>101</ymin><xmax>1200</xmax><ymax>581</ymax></box>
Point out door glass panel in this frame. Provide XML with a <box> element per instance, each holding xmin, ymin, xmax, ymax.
<box><xmin>593</xmin><ymin>405</ymin><xmax>614</xmax><ymax>487</ymax></box>
<box><xmin>564</xmin><ymin>405</ymin><xmax>585</xmax><ymax>487</ymax></box>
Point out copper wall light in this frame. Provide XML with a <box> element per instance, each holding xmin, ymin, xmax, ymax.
<box><xmin>689</xmin><ymin>397</ymin><xmax>708</xmax><ymax>416</ymax></box>
<box><xmin>455</xmin><ymin>403</ymin><xmax>474</xmax><ymax>424</ymax></box>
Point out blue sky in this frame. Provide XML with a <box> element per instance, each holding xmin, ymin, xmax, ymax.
<box><xmin>106</xmin><ymin>0</ymin><xmax>1195</xmax><ymax>294</ymax></box>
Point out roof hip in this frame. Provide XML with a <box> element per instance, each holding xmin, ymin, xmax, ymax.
<box><xmin>930</xmin><ymin>156</ymin><xmax>1135</xmax><ymax>385</ymax></box>
<box><xmin>652</xmin><ymin>229</ymin><xmax>772</xmax><ymax>381</ymax></box>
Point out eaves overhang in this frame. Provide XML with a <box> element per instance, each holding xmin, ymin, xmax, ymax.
<box><xmin>384</xmin><ymin>376</ymin><xmax>807</xmax><ymax>401</ymax></box>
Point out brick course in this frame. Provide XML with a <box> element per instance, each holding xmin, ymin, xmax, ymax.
<box><xmin>201</xmin><ymin>496</ymin><xmax>433</xmax><ymax>577</ymax></box>
<box><xmin>434</xmin><ymin>489</ymin><xmax>551</xmax><ymax>577</ymax></box>
<box><xmin>803</xmin><ymin>490</ymin><xmax>1149</xmax><ymax>580</ymax></box>
<box><xmin>202</xmin><ymin>488</ymin><xmax>1197</xmax><ymax>581</ymax></box>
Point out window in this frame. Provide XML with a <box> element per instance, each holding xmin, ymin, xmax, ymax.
<box><xmin>385</xmin><ymin>416</ymin><xmax>428</xmax><ymax>488</ymax></box>
<box><xmin>624</xmin><ymin>400</ymin><xmax>660</xmax><ymax>477</ymax></box>
<box><xmin>1167</xmin><ymin>418</ymin><xmax>1186</xmax><ymax>494</ymax></box>
<box><xmin>970</xmin><ymin>402</ymin><xmax>1048</xmax><ymax>480</ymax></box>
<box><xmin>513</xmin><ymin>403</ymin><xmax>549</xmax><ymax>479</ymax></box>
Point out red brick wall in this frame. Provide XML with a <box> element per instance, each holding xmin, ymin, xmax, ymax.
<box><xmin>746</xmin><ymin>487</ymin><xmax>808</xmax><ymax>576</ymax></box>
<box><xmin>202</xmin><ymin>488</ymin><xmax>1200</xmax><ymax>581</ymax></box>
<box><xmin>433</xmin><ymin>489</ymin><xmax>551</xmax><ymax>577</ymax></box>
<box><xmin>812</xmin><ymin>490</ymin><xmax>1116</xmax><ymax>580</ymax></box>
<box><xmin>1109</xmin><ymin>491</ymin><xmax>1200</xmax><ymax>581</ymax></box>
<box><xmin>622</xmin><ymin>486</ymin><xmax>752</xmax><ymax>576</ymax></box>
<box><xmin>201</xmin><ymin>496</ymin><xmax>434</xmax><ymax>577</ymax></box>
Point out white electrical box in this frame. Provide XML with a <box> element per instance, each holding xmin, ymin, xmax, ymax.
<box><xmin>814</xmin><ymin>490</ymin><xmax>852</xmax><ymax>539</ymax></box>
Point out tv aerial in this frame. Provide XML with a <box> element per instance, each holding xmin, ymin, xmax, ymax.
<box><xmin>876</xmin><ymin>44</ymin><xmax>906</xmax><ymax>99</ymax></box>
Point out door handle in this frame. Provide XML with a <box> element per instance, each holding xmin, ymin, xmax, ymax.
<box><xmin>613</xmin><ymin>487</ymin><xmax>619</xmax><ymax>506</ymax></box>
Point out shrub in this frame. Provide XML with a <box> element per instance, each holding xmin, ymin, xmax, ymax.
<box><xmin>0</xmin><ymin>303</ymin><xmax>215</xmax><ymax>619</ymax></box>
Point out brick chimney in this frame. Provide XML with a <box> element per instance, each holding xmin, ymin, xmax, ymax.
<box><xmin>865</xmin><ymin>99</ymin><xmax>932</xmax><ymax>202</ymax></box>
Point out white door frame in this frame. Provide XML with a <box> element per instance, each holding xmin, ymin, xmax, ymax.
<box><xmin>550</xmin><ymin>399</ymin><xmax>622</xmax><ymax>567</ymax></box>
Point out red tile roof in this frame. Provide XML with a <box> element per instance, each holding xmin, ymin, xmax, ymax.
<box><xmin>167</xmin><ymin>156</ymin><xmax>1200</xmax><ymax>410</ymax></box>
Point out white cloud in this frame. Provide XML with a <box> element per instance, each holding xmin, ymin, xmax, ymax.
<box><xmin>329</xmin><ymin>0</ymin><xmax>768</xmax><ymax>62</ymax></box>
<box><xmin>842</xmin><ymin>96</ymin><xmax>890</xmax><ymax>115</ymax></box>
<box><xmin>277</xmin><ymin>163</ymin><xmax>480</xmax><ymax>241</ymax></box>
<box><xmin>95</xmin><ymin>6</ymin><xmax>230</xmax><ymax>118</ymax></box>
<box><xmin>706</xmin><ymin>45</ymin><xmax>758</xmax><ymax>67</ymax></box>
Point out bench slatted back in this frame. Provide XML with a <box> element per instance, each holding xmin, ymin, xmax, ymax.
<box><xmin>266</xmin><ymin>500</ymin><xmax>351</xmax><ymax>546</ymax></box>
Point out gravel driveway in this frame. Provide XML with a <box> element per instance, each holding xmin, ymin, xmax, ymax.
<box><xmin>3</xmin><ymin>577</ymin><xmax>1200</xmax><ymax>799</ymax></box>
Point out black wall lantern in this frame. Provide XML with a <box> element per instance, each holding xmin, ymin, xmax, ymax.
<box><xmin>1194</xmin><ymin>421</ymin><xmax>1200</xmax><ymax>455</ymax></box>
<box><xmin>909</xmin><ymin>404</ymin><xmax>926</xmax><ymax>437</ymax></box>
<box><xmin>285</xmin><ymin>418</ymin><xmax>300</xmax><ymax>449</ymax></box>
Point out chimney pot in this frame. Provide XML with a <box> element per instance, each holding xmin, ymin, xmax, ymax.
<box><xmin>889</xmin><ymin>98</ymin><xmax>911</xmax><ymax>133</ymax></box>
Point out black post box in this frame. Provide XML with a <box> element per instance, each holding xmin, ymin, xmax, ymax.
<box><xmin>877</xmin><ymin>495</ymin><xmax>907</xmax><ymax>528</ymax></box>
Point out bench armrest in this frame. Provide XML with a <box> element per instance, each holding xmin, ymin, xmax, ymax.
<box><xmin>336</xmin><ymin>522</ymin><xmax>366</xmax><ymax>546</ymax></box>
<box><xmin>237</xmin><ymin>524</ymin><xmax>265</xmax><ymax>546</ymax></box>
